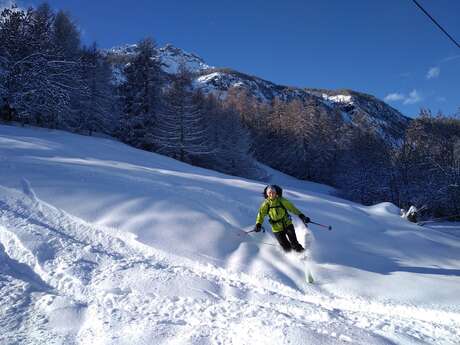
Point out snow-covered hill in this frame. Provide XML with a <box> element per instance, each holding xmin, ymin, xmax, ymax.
<box><xmin>1</xmin><ymin>124</ymin><xmax>459</xmax><ymax>344</ymax></box>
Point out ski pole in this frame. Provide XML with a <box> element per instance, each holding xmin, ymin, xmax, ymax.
<box><xmin>309</xmin><ymin>221</ymin><xmax>332</xmax><ymax>231</ymax></box>
<box><xmin>239</xmin><ymin>226</ymin><xmax>278</xmax><ymax>247</ymax></box>
<box><xmin>418</xmin><ymin>214</ymin><xmax>460</xmax><ymax>226</ymax></box>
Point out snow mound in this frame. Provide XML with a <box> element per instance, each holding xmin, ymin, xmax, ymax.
<box><xmin>367</xmin><ymin>202</ymin><xmax>402</xmax><ymax>216</ymax></box>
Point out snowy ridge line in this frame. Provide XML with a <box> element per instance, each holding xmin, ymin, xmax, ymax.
<box><xmin>1</xmin><ymin>183</ymin><xmax>459</xmax><ymax>333</ymax></box>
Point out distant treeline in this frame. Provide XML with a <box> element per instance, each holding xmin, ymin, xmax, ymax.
<box><xmin>1</xmin><ymin>3</ymin><xmax>459</xmax><ymax>218</ymax></box>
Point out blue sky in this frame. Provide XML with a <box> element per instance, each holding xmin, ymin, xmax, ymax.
<box><xmin>9</xmin><ymin>0</ymin><xmax>460</xmax><ymax>116</ymax></box>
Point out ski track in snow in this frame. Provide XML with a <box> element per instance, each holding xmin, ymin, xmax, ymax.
<box><xmin>1</xmin><ymin>185</ymin><xmax>459</xmax><ymax>345</ymax></box>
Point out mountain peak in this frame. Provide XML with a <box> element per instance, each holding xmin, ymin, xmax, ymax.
<box><xmin>158</xmin><ymin>43</ymin><xmax>213</xmax><ymax>74</ymax></box>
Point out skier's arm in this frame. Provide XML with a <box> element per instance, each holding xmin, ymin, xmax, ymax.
<box><xmin>256</xmin><ymin>201</ymin><xmax>269</xmax><ymax>225</ymax></box>
<box><xmin>280</xmin><ymin>197</ymin><xmax>302</xmax><ymax>216</ymax></box>
<box><xmin>282</xmin><ymin>198</ymin><xmax>310</xmax><ymax>223</ymax></box>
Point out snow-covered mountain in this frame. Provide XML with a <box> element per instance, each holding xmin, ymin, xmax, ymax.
<box><xmin>158</xmin><ymin>44</ymin><xmax>213</xmax><ymax>74</ymax></box>
<box><xmin>1</xmin><ymin>123</ymin><xmax>459</xmax><ymax>344</ymax></box>
<box><xmin>107</xmin><ymin>44</ymin><xmax>411</xmax><ymax>144</ymax></box>
<box><xmin>313</xmin><ymin>88</ymin><xmax>411</xmax><ymax>141</ymax></box>
<box><xmin>107</xmin><ymin>43</ymin><xmax>213</xmax><ymax>74</ymax></box>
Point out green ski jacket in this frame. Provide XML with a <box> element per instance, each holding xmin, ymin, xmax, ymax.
<box><xmin>256</xmin><ymin>196</ymin><xmax>302</xmax><ymax>232</ymax></box>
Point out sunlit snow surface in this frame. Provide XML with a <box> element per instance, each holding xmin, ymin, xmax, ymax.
<box><xmin>1</xmin><ymin>124</ymin><xmax>459</xmax><ymax>345</ymax></box>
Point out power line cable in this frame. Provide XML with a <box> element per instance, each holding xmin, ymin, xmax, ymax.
<box><xmin>411</xmin><ymin>0</ymin><xmax>460</xmax><ymax>49</ymax></box>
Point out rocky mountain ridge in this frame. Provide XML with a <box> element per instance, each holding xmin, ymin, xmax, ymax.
<box><xmin>107</xmin><ymin>43</ymin><xmax>411</xmax><ymax>143</ymax></box>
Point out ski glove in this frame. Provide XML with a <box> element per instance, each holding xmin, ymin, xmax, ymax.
<box><xmin>254</xmin><ymin>223</ymin><xmax>262</xmax><ymax>232</ymax></box>
<box><xmin>299</xmin><ymin>214</ymin><xmax>310</xmax><ymax>224</ymax></box>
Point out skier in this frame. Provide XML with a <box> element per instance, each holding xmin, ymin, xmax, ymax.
<box><xmin>254</xmin><ymin>185</ymin><xmax>310</xmax><ymax>253</ymax></box>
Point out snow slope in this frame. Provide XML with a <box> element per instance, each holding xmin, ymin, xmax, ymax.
<box><xmin>0</xmin><ymin>124</ymin><xmax>459</xmax><ymax>345</ymax></box>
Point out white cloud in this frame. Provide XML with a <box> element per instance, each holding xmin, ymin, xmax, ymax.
<box><xmin>403</xmin><ymin>90</ymin><xmax>422</xmax><ymax>105</ymax></box>
<box><xmin>384</xmin><ymin>93</ymin><xmax>405</xmax><ymax>102</ymax></box>
<box><xmin>384</xmin><ymin>89</ymin><xmax>423</xmax><ymax>105</ymax></box>
<box><xmin>426</xmin><ymin>66</ymin><xmax>440</xmax><ymax>79</ymax></box>
<box><xmin>441</xmin><ymin>55</ymin><xmax>460</xmax><ymax>63</ymax></box>
<box><xmin>436</xmin><ymin>96</ymin><xmax>447</xmax><ymax>103</ymax></box>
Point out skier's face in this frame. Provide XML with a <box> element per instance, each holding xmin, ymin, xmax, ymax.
<box><xmin>267</xmin><ymin>189</ymin><xmax>277</xmax><ymax>199</ymax></box>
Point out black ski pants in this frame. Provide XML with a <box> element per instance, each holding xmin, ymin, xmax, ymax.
<box><xmin>273</xmin><ymin>224</ymin><xmax>302</xmax><ymax>252</ymax></box>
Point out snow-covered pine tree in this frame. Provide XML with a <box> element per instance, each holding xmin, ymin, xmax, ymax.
<box><xmin>27</xmin><ymin>3</ymin><xmax>54</xmax><ymax>55</ymax></box>
<box><xmin>154</xmin><ymin>65</ymin><xmax>213</xmax><ymax>164</ymax></box>
<box><xmin>118</xmin><ymin>38</ymin><xmax>162</xmax><ymax>150</ymax></box>
<box><xmin>0</xmin><ymin>5</ymin><xmax>32</xmax><ymax>121</ymax></box>
<box><xmin>0</xmin><ymin>5</ymin><xmax>84</xmax><ymax>128</ymax></box>
<box><xmin>52</xmin><ymin>10</ymin><xmax>81</xmax><ymax>59</ymax></box>
<box><xmin>76</xmin><ymin>43</ymin><xmax>117</xmax><ymax>135</ymax></box>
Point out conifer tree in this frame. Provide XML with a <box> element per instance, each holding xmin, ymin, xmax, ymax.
<box><xmin>30</xmin><ymin>3</ymin><xmax>54</xmax><ymax>53</ymax></box>
<box><xmin>154</xmin><ymin>66</ymin><xmax>213</xmax><ymax>163</ymax></box>
<box><xmin>0</xmin><ymin>4</ymin><xmax>84</xmax><ymax>127</ymax></box>
<box><xmin>76</xmin><ymin>43</ymin><xmax>116</xmax><ymax>135</ymax></box>
<box><xmin>118</xmin><ymin>37</ymin><xmax>162</xmax><ymax>149</ymax></box>
<box><xmin>52</xmin><ymin>10</ymin><xmax>80</xmax><ymax>59</ymax></box>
